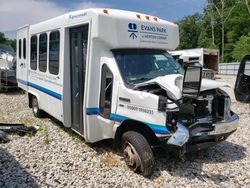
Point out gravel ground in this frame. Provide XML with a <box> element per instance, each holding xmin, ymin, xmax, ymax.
<box><xmin>0</xmin><ymin>75</ymin><xmax>249</xmax><ymax>187</ymax></box>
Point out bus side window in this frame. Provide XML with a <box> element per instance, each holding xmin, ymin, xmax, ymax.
<box><xmin>99</xmin><ymin>64</ymin><xmax>113</xmax><ymax>118</ymax></box>
<box><xmin>39</xmin><ymin>33</ymin><xmax>47</xmax><ymax>72</ymax></box>
<box><xmin>30</xmin><ymin>36</ymin><xmax>37</xmax><ymax>70</ymax></box>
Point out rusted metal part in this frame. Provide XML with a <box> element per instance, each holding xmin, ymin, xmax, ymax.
<box><xmin>123</xmin><ymin>142</ymin><xmax>141</xmax><ymax>171</ymax></box>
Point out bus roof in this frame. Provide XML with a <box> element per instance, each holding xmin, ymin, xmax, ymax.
<box><xmin>19</xmin><ymin>8</ymin><xmax>179</xmax><ymax>50</ymax></box>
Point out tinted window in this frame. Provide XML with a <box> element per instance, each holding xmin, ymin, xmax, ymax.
<box><xmin>49</xmin><ymin>31</ymin><xmax>60</xmax><ymax>75</ymax></box>
<box><xmin>99</xmin><ymin>64</ymin><xmax>113</xmax><ymax>118</ymax></box>
<box><xmin>113</xmin><ymin>49</ymin><xmax>184</xmax><ymax>85</ymax></box>
<box><xmin>23</xmin><ymin>38</ymin><xmax>26</xmax><ymax>59</ymax></box>
<box><xmin>30</xmin><ymin>36</ymin><xmax>37</xmax><ymax>70</ymax></box>
<box><xmin>39</xmin><ymin>33</ymin><xmax>47</xmax><ymax>72</ymax></box>
<box><xmin>0</xmin><ymin>44</ymin><xmax>14</xmax><ymax>53</ymax></box>
<box><xmin>18</xmin><ymin>39</ymin><xmax>22</xmax><ymax>59</ymax></box>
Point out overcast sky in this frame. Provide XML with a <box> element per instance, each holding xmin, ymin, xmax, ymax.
<box><xmin>0</xmin><ymin>0</ymin><xmax>207</xmax><ymax>39</ymax></box>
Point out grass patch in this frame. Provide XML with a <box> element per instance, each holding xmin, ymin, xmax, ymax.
<box><xmin>68</xmin><ymin>129</ymin><xmax>85</xmax><ymax>143</ymax></box>
<box><xmin>153</xmin><ymin>176</ymin><xmax>165</xmax><ymax>186</ymax></box>
<box><xmin>47</xmin><ymin>155</ymin><xmax>52</xmax><ymax>161</ymax></box>
<box><xmin>22</xmin><ymin>117</ymin><xmax>34</xmax><ymax>125</ymax></box>
<box><xmin>44</xmin><ymin>126</ymin><xmax>50</xmax><ymax>145</ymax></box>
<box><xmin>71</xmin><ymin>132</ymin><xmax>83</xmax><ymax>141</ymax></box>
<box><xmin>26</xmin><ymin>131</ymin><xmax>33</xmax><ymax>138</ymax></box>
<box><xmin>100</xmin><ymin>153</ymin><xmax>121</xmax><ymax>167</ymax></box>
<box><xmin>0</xmin><ymin>116</ymin><xmax>6</xmax><ymax>123</ymax></box>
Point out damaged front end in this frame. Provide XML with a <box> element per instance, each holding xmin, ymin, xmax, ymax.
<box><xmin>162</xmin><ymin>89</ymin><xmax>239</xmax><ymax>154</ymax></box>
<box><xmin>135</xmin><ymin>64</ymin><xmax>238</xmax><ymax>155</ymax></box>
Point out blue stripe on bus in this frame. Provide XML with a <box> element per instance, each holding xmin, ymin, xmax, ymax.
<box><xmin>17</xmin><ymin>79</ymin><xmax>62</xmax><ymax>100</ymax></box>
<box><xmin>86</xmin><ymin>107</ymin><xmax>169</xmax><ymax>134</ymax></box>
<box><xmin>17</xmin><ymin>79</ymin><xmax>169</xmax><ymax>134</ymax></box>
<box><xmin>86</xmin><ymin>108</ymin><xmax>101</xmax><ymax>115</ymax></box>
<box><xmin>18</xmin><ymin>79</ymin><xmax>28</xmax><ymax>86</ymax></box>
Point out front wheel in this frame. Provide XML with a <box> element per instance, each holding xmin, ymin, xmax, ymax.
<box><xmin>122</xmin><ymin>131</ymin><xmax>155</xmax><ymax>177</ymax></box>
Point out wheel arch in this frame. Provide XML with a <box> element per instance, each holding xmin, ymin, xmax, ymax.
<box><xmin>28</xmin><ymin>91</ymin><xmax>40</xmax><ymax>108</ymax></box>
<box><xmin>113</xmin><ymin>119</ymin><xmax>159</xmax><ymax>149</ymax></box>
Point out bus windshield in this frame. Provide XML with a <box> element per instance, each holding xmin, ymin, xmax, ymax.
<box><xmin>113</xmin><ymin>49</ymin><xmax>184</xmax><ymax>85</ymax></box>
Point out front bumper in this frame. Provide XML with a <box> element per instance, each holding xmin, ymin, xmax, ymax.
<box><xmin>191</xmin><ymin>113</ymin><xmax>238</xmax><ymax>137</ymax></box>
<box><xmin>164</xmin><ymin>112</ymin><xmax>239</xmax><ymax>153</ymax></box>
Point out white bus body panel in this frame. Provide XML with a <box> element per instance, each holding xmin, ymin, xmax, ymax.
<box><xmin>17</xmin><ymin>8</ymin><xmax>180</xmax><ymax>143</ymax></box>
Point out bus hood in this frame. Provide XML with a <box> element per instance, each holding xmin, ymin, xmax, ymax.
<box><xmin>134</xmin><ymin>74</ymin><xmax>231</xmax><ymax>99</ymax></box>
<box><xmin>201</xmin><ymin>78</ymin><xmax>231</xmax><ymax>91</ymax></box>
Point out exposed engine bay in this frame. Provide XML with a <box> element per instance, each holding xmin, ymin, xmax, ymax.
<box><xmin>168</xmin><ymin>89</ymin><xmax>230</xmax><ymax>127</ymax></box>
<box><xmin>134</xmin><ymin>73</ymin><xmax>232</xmax><ymax>130</ymax></box>
<box><xmin>137</xmin><ymin>83</ymin><xmax>231</xmax><ymax>132</ymax></box>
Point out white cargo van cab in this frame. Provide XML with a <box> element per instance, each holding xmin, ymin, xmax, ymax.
<box><xmin>16</xmin><ymin>8</ymin><xmax>238</xmax><ymax>177</ymax></box>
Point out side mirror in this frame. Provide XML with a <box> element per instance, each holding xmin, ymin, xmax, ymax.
<box><xmin>234</xmin><ymin>55</ymin><xmax>250</xmax><ymax>103</ymax></box>
<box><xmin>182</xmin><ymin>63</ymin><xmax>202</xmax><ymax>98</ymax></box>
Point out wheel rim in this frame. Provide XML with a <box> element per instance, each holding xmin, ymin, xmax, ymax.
<box><xmin>123</xmin><ymin>141</ymin><xmax>141</xmax><ymax>171</ymax></box>
<box><xmin>32</xmin><ymin>98</ymin><xmax>38</xmax><ymax>114</ymax></box>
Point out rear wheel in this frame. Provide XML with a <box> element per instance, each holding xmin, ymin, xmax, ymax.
<box><xmin>122</xmin><ymin>131</ymin><xmax>155</xmax><ymax>177</ymax></box>
<box><xmin>32</xmin><ymin>96</ymin><xmax>44</xmax><ymax>118</ymax></box>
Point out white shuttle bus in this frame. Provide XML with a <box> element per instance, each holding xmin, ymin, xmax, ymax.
<box><xmin>17</xmin><ymin>8</ymin><xmax>239</xmax><ymax>177</ymax></box>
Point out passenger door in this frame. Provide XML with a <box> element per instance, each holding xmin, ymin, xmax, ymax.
<box><xmin>234</xmin><ymin>55</ymin><xmax>250</xmax><ymax>103</ymax></box>
<box><xmin>70</xmin><ymin>25</ymin><xmax>89</xmax><ymax>135</ymax></box>
<box><xmin>16</xmin><ymin>26</ymin><xmax>29</xmax><ymax>90</ymax></box>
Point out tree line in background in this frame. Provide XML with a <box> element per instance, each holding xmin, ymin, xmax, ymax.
<box><xmin>178</xmin><ymin>0</ymin><xmax>250</xmax><ymax>63</ymax></box>
<box><xmin>1</xmin><ymin>0</ymin><xmax>250</xmax><ymax>63</ymax></box>
<box><xmin>0</xmin><ymin>32</ymin><xmax>16</xmax><ymax>52</ymax></box>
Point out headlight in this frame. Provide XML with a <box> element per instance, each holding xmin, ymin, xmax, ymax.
<box><xmin>158</xmin><ymin>96</ymin><xmax>167</xmax><ymax>112</ymax></box>
<box><xmin>224</xmin><ymin>97</ymin><xmax>231</xmax><ymax>121</ymax></box>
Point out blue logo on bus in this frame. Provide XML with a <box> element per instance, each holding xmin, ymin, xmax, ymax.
<box><xmin>128</xmin><ymin>23</ymin><xmax>138</xmax><ymax>39</ymax></box>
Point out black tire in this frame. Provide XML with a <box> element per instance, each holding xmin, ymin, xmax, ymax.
<box><xmin>122</xmin><ymin>131</ymin><xmax>155</xmax><ymax>177</ymax></box>
<box><xmin>31</xmin><ymin>96</ymin><xmax>44</xmax><ymax>118</ymax></box>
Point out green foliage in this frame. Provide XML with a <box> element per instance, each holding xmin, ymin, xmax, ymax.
<box><xmin>178</xmin><ymin>13</ymin><xmax>202</xmax><ymax>49</ymax></box>
<box><xmin>0</xmin><ymin>32</ymin><xmax>7</xmax><ymax>44</ymax></box>
<box><xmin>6</xmin><ymin>39</ymin><xmax>16</xmax><ymax>52</ymax></box>
<box><xmin>44</xmin><ymin>126</ymin><xmax>50</xmax><ymax>145</ymax></box>
<box><xmin>178</xmin><ymin>0</ymin><xmax>250</xmax><ymax>62</ymax></box>
<box><xmin>233</xmin><ymin>32</ymin><xmax>250</xmax><ymax>61</ymax></box>
<box><xmin>0</xmin><ymin>32</ymin><xmax>16</xmax><ymax>52</ymax></box>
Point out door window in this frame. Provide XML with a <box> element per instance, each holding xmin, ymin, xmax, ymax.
<box><xmin>49</xmin><ymin>31</ymin><xmax>60</xmax><ymax>75</ymax></box>
<box><xmin>18</xmin><ymin>39</ymin><xmax>22</xmax><ymax>59</ymax></box>
<box><xmin>100</xmin><ymin>64</ymin><xmax>113</xmax><ymax>118</ymax></box>
<box><xmin>23</xmin><ymin>38</ymin><xmax>26</xmax><ymax>59</ymax></box>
